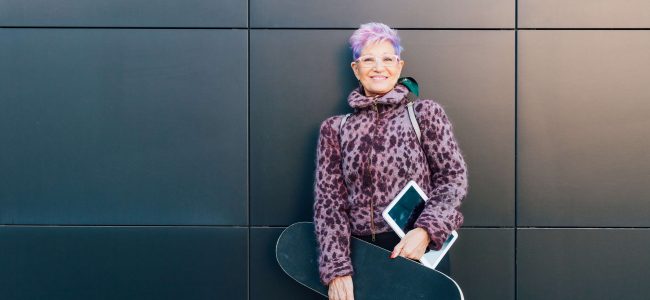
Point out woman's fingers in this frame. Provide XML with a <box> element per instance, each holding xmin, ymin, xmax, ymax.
<box><xmin>337</xmin><ymin>279</ymin><xmax>346</xmax><ymax>300</ymax></box>
<box><xmin>391</xmin><ymin>240</ymin><xmax>404</xmax><ymax>258</ymax></box>
<box><xmin>331</xmin><ymin>281</ymin><xmax>342</xmax><ymax>300</ymax></box>
<box><xmin>402</xmin><ymin>241</ymin><xmax>425</xmax><ymax>259</ymax></box>
<box><xmin>328</xmin><ymin>278</ymin><xmax>339</xmax><ymax>300</ymax></box>
<box><xmin>329</xmin><ymin>275</ymin><xmax>353</xmax><ymax>300</ymax></box>
<box><xmin>345</xmin><ymin>276</ymin><xmax>355</xmax><ymax>300</ymax></box>
<box><xmin>339</xmin><ymin>279</ymin><xmax>347</xmax><ymax>300</ymax></box>
<box><xmin>393</xmin><ymin>238</ymin><xmax>415</xmax><ymax>259</ymax></box>
<box><xmin>327</xmin><ymin>286</ymin><xmax>332</xmax><ymax>299</ymax></box>
<box><xmin>337</xmin><ymin>283</ymin><xmax>345</xmax><ymax>300</ymax></box>
<box><xmin>400</xmin><ymin>243</ymin><xmax>416</xmax><ymax>259</ymax></box>
<box><xmin>393</xmin><ymin>229</ymin><xmax>430</xmax><ymax>259</ymax></box>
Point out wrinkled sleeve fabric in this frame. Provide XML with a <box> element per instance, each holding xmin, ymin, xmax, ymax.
<box><xmin>313</xmin><ymin>116</ymin><xmax>354</xmax><ymax>286</ymax></box>
<box><xmin>413</xmin><ymin>100</ymin><xmax>468</xmax><ymax>251</ymax></box>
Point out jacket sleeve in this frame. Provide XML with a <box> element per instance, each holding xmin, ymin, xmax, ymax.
<box><xmin>413</xmin><ymin>100</ymin><xmax>468</xmax><ymax>251</ymax></box>
<box><xmin>313</xmin><ymin>116</ymin><xmax>354</xmax><ymax>286</ymax></box>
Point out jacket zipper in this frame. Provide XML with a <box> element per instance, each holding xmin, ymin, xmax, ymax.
<box><xmin>369</xmin><ymin>99</ymin><xmax>380</xmax><ymax>242</ymax></box>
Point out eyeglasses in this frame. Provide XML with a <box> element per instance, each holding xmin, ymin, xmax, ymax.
<box><xmin>354</xmin><ymin>54</ymin><xmax>401</xmax><ymax>68</ymax></box>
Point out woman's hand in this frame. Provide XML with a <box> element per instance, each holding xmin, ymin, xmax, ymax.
<box><xmin>391</xmin><ymin>227</ymin><xmax>431</xmax><ymax>260</ymax></box>
<box><xmin>328</xmin><ymin>275</ymin><xmax>354</xmax><ymax>300</ymax></box>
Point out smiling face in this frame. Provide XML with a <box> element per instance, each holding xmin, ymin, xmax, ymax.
<box><xmin>351</xmin><ymin>40</ymin><xmax>405</xmax><ymax>97</ymax></box>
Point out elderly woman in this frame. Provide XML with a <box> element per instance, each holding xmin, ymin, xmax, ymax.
<box><xmin>313</xmin><ymin>22</ymin><xmax>468</xmax><ymax>300</ymax></box>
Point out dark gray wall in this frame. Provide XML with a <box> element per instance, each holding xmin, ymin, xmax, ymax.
<box><xmin>1</xmin><ymin>1</ymin><xmax>648</xmax><ymax>299</ymax></box>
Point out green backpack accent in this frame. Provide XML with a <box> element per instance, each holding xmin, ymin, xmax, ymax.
<box><xmin>398</xmin><ymin>77</ymin><xmax>419</xmax><ymax>97</ymax></box>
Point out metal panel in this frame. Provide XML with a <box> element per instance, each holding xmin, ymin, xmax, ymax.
<box><xmin>0</xmin><ymin>226</ymin><xmax>248</xmax><ymax>300</ymax></box>
<box><xmin>519</xmin><ymin>0</ymin><xmax>650</xmax><ymax>28</ymax></box>
<box><xmin>517</xmin><ymin>229</ymin><xmax>650</xmax><ymax>300</ymax></box>
<box><xmin>451</xmin><ymin>228</ymin><xmax>515</xmax><ymax>300</ymax></box>
<box><xmin>250</xmin><ymin>0</ymin><xmax>514</xmax><ymax>28</ymax></box>
<box><xmin>0</xmin><ymin>29</ymin><xmax>248</xmax><ymax>225</ymax></box>
<box><xmin>0</xmin><ymin>0</ymin><xmax>247</xmax><ymax>27</ymax></box>
<box><xmin>250</xmin><ymin>30</ymin><xmax>514</xmax><ymax>226</ymax></box>
<box><xmin>250</xmin><ymin>30</ymin><xmax>356</xmax><ymax>226</ymax></box>
<box><xmin>250</xmin><ymin>227</ymin><xmax>324</xmax><ymax>299</ymax></box>
<box><xmin>518</xmin><ymin>31</ymin><xmax>650</xmax><ymax>226</ymax></box>
<box><xmin>399</xmin><ymin>30</ymin><xmax>515</xmax><ymax>227</ymax></box>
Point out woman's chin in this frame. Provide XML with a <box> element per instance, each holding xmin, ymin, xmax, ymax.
<box><xmin>365</xmin><ymin>86</ymin><xmax>393</xmax><ymax>96</ymax></box>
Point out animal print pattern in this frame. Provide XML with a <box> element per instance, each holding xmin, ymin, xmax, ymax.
<box><xmin>313</xmin><ymin>84</ymin><xmax>468</xmax><ymax>286</ymax></box>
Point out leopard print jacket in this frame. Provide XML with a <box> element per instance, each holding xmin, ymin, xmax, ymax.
<box><xmin>313</xmin><ymin>83</ymin><xmax>468</xmax><ymax>286</ymax></box>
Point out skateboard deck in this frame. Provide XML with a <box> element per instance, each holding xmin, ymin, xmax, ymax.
<box><xmin>276</xmin><ymin>222</ymin><xmax>464</xmax><ymax>299</ymax></box>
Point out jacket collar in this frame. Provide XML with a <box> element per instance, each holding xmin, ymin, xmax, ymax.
<box><xmin>347</xmin><ymin>84</ymin><xmax>409</xmax><ymax>109</ymax></box>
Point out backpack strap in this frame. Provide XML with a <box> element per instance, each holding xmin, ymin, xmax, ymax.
<box><xmin>406</xmin><ymin>102</ymin><xmax>421</xmax><ymax>144</ymax></box>
<box><xmin>340</xmin><ymin>113</ymin><xmax>351</xmax><ymax>134</ymax></box>
<box><xmin>406</xmin><ymin>93</ymin><xmax>422</xmax><ymax>144</ymax></box>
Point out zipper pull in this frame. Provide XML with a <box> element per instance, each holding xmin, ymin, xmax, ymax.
<box><xmin>371</xmin><ymin>95</ymin><xmax>380</xmax><ymax>112</ymax></box>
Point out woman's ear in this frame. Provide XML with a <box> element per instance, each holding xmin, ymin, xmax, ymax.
<box><xmin>350</xmin><ymin>62</ymin><xmax>360</xmax><ymax>80</ymax></box>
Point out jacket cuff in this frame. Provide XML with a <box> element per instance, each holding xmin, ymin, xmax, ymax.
<box><xmin>320</xmin><ymin>257</ymin><xmax>354</xmax><ymax>286</ymax></box>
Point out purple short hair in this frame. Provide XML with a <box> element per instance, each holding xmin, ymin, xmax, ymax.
<box><xmin>349</xmin><ymin>22</ymin><xmax>403</xmax><ymax>61</ymax></box>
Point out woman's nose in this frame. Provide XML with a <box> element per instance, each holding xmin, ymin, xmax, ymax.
<box><xmin>371</xmin><ymin>62</ymin><xmax>387</xmax><ymax>69</ymax></box>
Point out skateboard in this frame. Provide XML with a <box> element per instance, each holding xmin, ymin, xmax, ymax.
<box><xmin>276</xmin><ymin>222</ymin><xmax>464</xmax><ymax>299</ymax></box>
